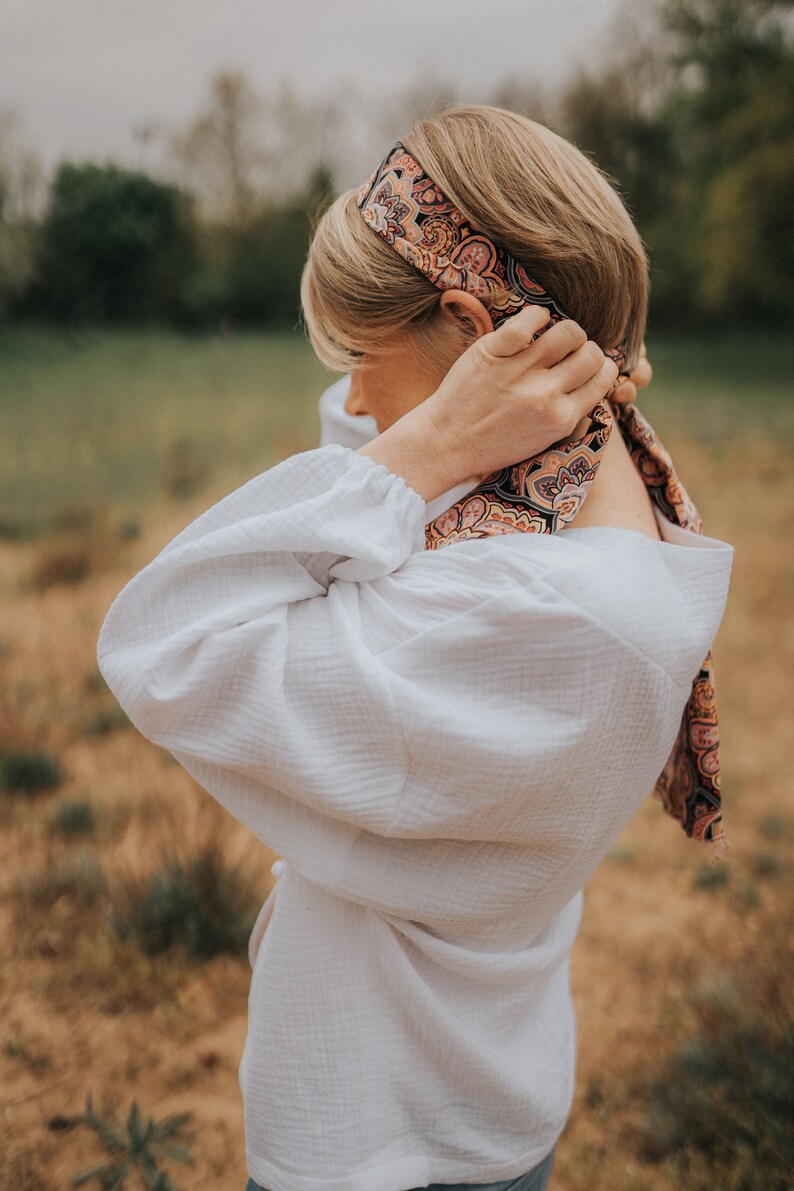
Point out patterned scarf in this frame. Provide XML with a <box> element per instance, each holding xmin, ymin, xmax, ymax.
<box><xmin>357</xmin><ymin>143</ymin><xmax>724</xmax><ymax>848</ymax></box>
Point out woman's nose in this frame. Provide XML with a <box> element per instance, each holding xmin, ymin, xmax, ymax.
<box><xmin>344</xmin><ymin>375</ymin><xmax>369</xmax><ymax>417</ymax></box>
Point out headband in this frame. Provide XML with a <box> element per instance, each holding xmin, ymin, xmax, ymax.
<box><xmin>356</xmin><ymin>141</ymin><xmax>628</xmax><ymax>375</ymax></box>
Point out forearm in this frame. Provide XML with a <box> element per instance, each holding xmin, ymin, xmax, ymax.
<box><xmin>356</xmin><ymin>404</ymin><xmax>469</xmax><ymax>503</ymax></box>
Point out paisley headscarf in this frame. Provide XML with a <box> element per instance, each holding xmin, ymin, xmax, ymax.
<box><xmin>356</xmin><ymin>143</ymin><xmax>724</xmax><ymax>848</ymax></box>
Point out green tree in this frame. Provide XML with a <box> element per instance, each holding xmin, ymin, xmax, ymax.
<box><xmin>662</xmin><ymin>0</ymin><xmax>793</xmax><ymax>169</ymax></box>
<box><xmin>31</xmin><ymin>163</ymin><xmax>197</xmax><ymax>323</ymax></box>
<box><xmin>220</xmin><ymin>162</ymin><xmax>336</xmax><ymax>327</ymax></box>
<box><xmin>699</xmin><ymin>145</ymin><xmax>794</xmax><ymax>322</ymax></box>
<box><xmin>557</xmin><ymin>0</ymin><xmax>794</xmax><ymax>329</ymax></box>
<box><xmin>557</xmin><ymin>50</ymin><xmax>691</xmax><ymax>327</ymax></box>
<box><xmin>660</xmin><ymin>0</ymin><xmax>794</xmax><ymax>323</ymax></box>
<box><xmin>559</xmin><ymin>67</ymin><xmax>680</xmax><ymax>243</ymax></box>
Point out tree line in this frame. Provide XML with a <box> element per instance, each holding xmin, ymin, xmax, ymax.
<box><xmin>1</xmin><ymin>0</ymin><xmax>791</xmax><ymax>335</ymax></box>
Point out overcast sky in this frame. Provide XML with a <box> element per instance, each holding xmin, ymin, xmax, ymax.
<box><xmin>3</xmin><ymin>0</ymin><xmax>625</xmax><ymax>184</ymax></box>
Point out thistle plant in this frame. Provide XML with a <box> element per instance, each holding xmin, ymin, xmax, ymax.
<box><xmin>72</xmin><ymin>1092</ymin><xmax>194</xmax><ymax>1190</ymax></box>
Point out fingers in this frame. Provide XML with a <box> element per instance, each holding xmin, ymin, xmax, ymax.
<box><xmin>484</xmin><ymin>306</ymin><xmax>552</xmax><ymax>357</ymax></box>
<box><xmin>612</xmin><ymin>379</ymin><xmax>637</xmax><ymax>405</ymax></box>
<box><xmin>483</xmin><ymin>307</ymin><xmax>595</xmax><ymax>378</ymax></box>
<box><xmin>549</xmin><ymin>338</ymin><xmax>607</xmax><ymax>395</ymax></box>
<box><xmin>612</xmin><ymin>353</ymin><xmax>652</xmax><ymax>404</ymax></box>
<box><xmin>631</xmin><ymin>356</ymin><xmax>653</xmax><ymax>390</ymax></box>
<box><xmin>527</xmin><ymin>318</ymin><xmax>588</xmax><ymax>368</ymax></box>
<box><xmin>565</xmin><ymin>355</ymin><xmax>619</xmax><ymax>425</ymax></box>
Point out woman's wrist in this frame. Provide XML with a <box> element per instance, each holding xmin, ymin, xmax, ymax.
<box><xmin>356</xmin><ymin>403</ymin><xmax>469</xmax><ymax>503</ymax></box>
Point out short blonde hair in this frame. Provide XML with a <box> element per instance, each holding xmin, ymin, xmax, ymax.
<box><xmin>300</xmin><ymin>105</ymin><xmax>648</xmax><ymax>375</ymax></box>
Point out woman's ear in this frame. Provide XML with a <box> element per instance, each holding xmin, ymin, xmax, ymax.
<box><xmin>438</xmin><ymin>290</ymin><xmax>495</xmax><ymax>340</ymax></box>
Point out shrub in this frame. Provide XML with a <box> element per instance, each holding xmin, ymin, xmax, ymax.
<box><xmin>49</xmin><ymin>799</ymin><xmax>95</xmax><ymax>838</ymax></box>
<box><xmin>84</xmin><ymin>668</ymin><xmax>108</xmax><ymax>695</ymax></box>
<box><xmin>758</xmin><ymin>812</ymin><xmax>787</xmax><ymax>840</ymax></box>
<box><xmin>0</xmin><ymin>749</ymin><xmax>63</xmax><ymax>794</ymax></box>
<box><xmin>692</xmin><ymin>862</ymin><xmax>729</xmax><ymax>891</ymax></box>
<box><xmin>117</xmin><ymin>518</ymin><xmax>141</xmax><ymax>541</ymax></box>
<box><xmin>0</xmin><ymin>516</ymin><xmax>37</xmax><ymax>541</ymax></box>
<box><xmin>31</xmin><ymin>508</ymin><xmax>119</xmax><ymax>588</ymax></box>
<box><xmin>642</xmin><ymin>1019</ymin><xmax>793</xmax><ymax>1188</ymax></box>
<box><xmin>72</xmin><ymin>1092</ymin><xmax>193</xmax><ymax>1190</ymax></box>
<box><xmin>82</xmin><ymin>705</ymin><xmax>129</xmax><ymax>737</ymax></box>
<box><xmin>605</xmin><ymin>845</ymin><xmax>635</xmax><ymax>866</ymax></box>
<box><xmin>18</xmin><ymin>850</ymin><xmax>105</xmax><ymax>908</ymax></box>
<box><xmin>32</xmin><ymin>544</ymin><xmax>92</xmax><ymax>588</ymax></box>
<box><xmin>752</xmin><ymin>851</ymin><xmax>783</xmax><ymax>880</ymax></box>
<box><xmin>53</xmin><ymin>505</ymin><xmax>96</xmax><ymax>534</ymax></box>
<box><xmin>160</xmin><ymin>437</ymin><xmax>210</xmax><ymax>501</ymax></box>
<box><xmin>109</xmin><ymin>839</ymin><xmax>259</xmax><ymax>960</ymax></box>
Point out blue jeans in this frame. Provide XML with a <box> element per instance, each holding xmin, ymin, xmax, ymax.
<box><xmin>245</xmin><ymin>1144</ymin><xmax>556</xmax><ymax>1191</ymax></box>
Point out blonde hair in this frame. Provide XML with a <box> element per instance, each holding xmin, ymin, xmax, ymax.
<box><xmin>300</xmin><ymin>105</ymin><xmax>648</xmax><ymax>376</ymax></box>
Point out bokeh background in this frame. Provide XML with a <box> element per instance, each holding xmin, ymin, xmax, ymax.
<box><xmin>1</xmin><ymin>2</ymin><xmax>792</xmax><ymax>1188</ymax></box>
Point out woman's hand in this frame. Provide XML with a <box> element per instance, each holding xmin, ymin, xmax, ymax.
<box><xmin>358</xmin><ymin>305</ymin><xmax>618</xmax><ymax>503</ymax></box>
<box><xmin>612</xmin><ymin>342</ymin><xmax>652</xmax><ymax>406</ymax></box>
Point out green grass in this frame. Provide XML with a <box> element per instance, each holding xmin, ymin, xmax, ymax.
<box><xmin>0</xmin><ymin>325</ymin><xmax>791</xmax><ymax>534</ymax></box>
<box><xmin>638</xmin><ymin>333</ymin><xmax>794</xmax><ymax>449</ymax></box>
<box><xmin>0</xmin><ymin>749</ymin><xmax>63</xmax><ymax>795</ymax></box>
<box><xmin>108</xmin><ymin>839</ymin><xmax>260</xmax><ymax>961</ymax></box>
<box><xmin>0</xmin><ymin>325</ymin><xmax>334</xmax><ymax>534</ymax></box>
<box><xmin>71</xmin><ymin>1092</ymin><xmax>194</xmax><ymax>1190</ymax></box>
<box><xmin>48</xmin><ymin>798</ymin><xmax>96</xmax><ymax>838</ymax></box>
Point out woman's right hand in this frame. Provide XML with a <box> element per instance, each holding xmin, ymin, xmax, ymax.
<box><xmin>612</xmin><ymin>341</ymin><xmax>653</xmax><ymax>406</ymax></box>
<box><xmin>358</xmin><ymin>305</ymin><xmax>618</xmax><ymax>502</ymax></box>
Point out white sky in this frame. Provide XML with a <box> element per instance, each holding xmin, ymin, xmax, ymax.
<box><xmin>3</xmin><ymin>0</ymin><xmax>625</xmax><ymax>184</ymax></box>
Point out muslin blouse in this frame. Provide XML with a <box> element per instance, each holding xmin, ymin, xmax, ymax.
<box><xmin>97</xmin><ymin>374</ymin><xmax>734</xmax><ymax>1191</ymax></box>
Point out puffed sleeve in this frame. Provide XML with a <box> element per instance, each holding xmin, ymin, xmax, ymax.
<box><xmin>97</xmin><ymin>443</ymin><xmax>710</xmax><ymax>905</ymax></box>
<box><xmin>97</xmin><ymin>445</ymin><xmax>426</xmax><ymax>884</ymax></box>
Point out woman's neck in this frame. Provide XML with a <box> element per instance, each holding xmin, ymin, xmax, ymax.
<box><xmin>560</xmin><ymin>411</ymin><xmax>663</xmax><ymax>540</ymax></box>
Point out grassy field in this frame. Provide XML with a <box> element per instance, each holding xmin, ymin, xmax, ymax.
<box><xmin>0</xmin><ymin>326</ymin><xmax>331</xmax><ymax>536</ymax></box>
<box><xmin>1</xmin><ymin>325</ymin><xmax>793</xmax><ymax>534</ymax></box>
<box><xmin>0</xmin><ymin>327</ymin><xmax>792</xmax><ymax>1190</ymax></box>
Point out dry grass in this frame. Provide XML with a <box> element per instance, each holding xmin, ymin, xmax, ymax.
<box><xmin>554</xmin><ymin>423</ymin><xmax>794</xmax><ymax>1191</ymax></box>
<box><xmin>0</xmin><ymin>330</ymin><xmax>791</xmax><ymax>1190</ymax></box>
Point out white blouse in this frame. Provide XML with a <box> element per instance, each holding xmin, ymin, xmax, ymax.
<box><xmin>97</xmin><ymin>375</ymin><xmax>733</xmax><ymax>1191</ymax></box>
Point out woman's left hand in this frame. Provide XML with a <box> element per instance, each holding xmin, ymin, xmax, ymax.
<box><xmin>612</xmin><ymin>342</ymin><xmax>652</xmax><ymax>405</ymax></box>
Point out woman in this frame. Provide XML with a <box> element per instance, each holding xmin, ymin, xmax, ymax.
<box><xmin>97</xmin><ymin>106</ymin><xmax>733</xmax><ymax>1191</ymax></box>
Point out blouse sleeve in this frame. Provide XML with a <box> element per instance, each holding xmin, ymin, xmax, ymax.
<box><xmin>96</xmin><ymin>444</ymin><xmax>692</xmax><ymax>898</ymax></box>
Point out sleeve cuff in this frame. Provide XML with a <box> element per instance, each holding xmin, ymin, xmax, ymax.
<box><xmin>325</xmin><ymin>445</ymin><xmax>428</xmax><ymax>581</ymax></box>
